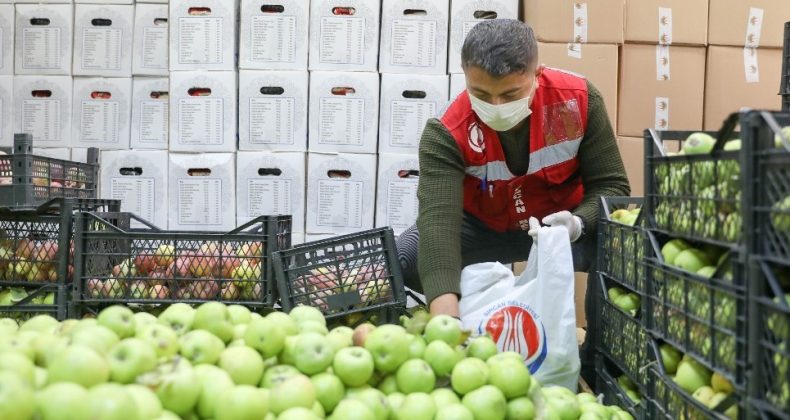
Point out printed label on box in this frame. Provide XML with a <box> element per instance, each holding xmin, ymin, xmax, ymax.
<box><xmin>390</xmin><ymin>100</ymin><xmax>435</xmax><ymax>147</ymax></box>
<box><xmin>139</xmin><ymin>100</ymin><xmax>168</xmax><ymax>144</ymax></box>
<box><xmin>22</xmin><ymin>27</ymin><xmax>61</xmax><ymax>70</ymax></box>
<box><xmin>319</xmin><ymin>97</ymin><xmax>364</xmax><ymax>145</ymax></box>
<box><xmin>22</xmin><ymin>99</ymin><xmax>60</xmax><ymax>142</ymax></box>
<box><xmin>178</xmin><ymin>17</ymin><xmax>222</xmax><ymax>64</ymax></box>
<box><xmin>81</xmin><ymin>27</ymin><xmax>122</xmax><ymax>70</ymax></box>
<box><xmin>249</xmin><ymin>97</ymin><xmax>294</xmax><ymax>144</ymax></box>
<box><xmin>178</xmin><ymin>98</ymin><xmax>224</xmax><ymax>144</ymax></box>
<box><xmin>390</xmin><ymin>19</ymin><xmax>436</xmax><ymax>67</ymax></box>
<box><xmin>80</xmin><ymin>100</ymin><xmax>120</xmax><ymax>143</ymax></box>
<box><xmin>251</xmin><ymin>15</ymin><xmax>296</xmax><ymax>63</ymax></box>
<box><xmin>142</xmin><ymin>26</ymin><xmax>168</xmax><ymax>69</ymax></box>
<box><xmin>317</xmin><ymin>179</ymin><xmax>362</xmax><ymax>228</ymax></box>
<box><xmin>248</xmin><ymin>178</ymin><xmax>292</xmax><ymax>216</ymax></box>
<box><xmin>386</xmin><ymin>180</ymin><xmax>418</xmax><ymax>230</ymax></box>
<box><xmin>178</xmin><ymin>178</ymin><xmax>222</xmax><ymax>225</ymax></box>
<box><xmin>319</xmin><ymin>16</ymin><xmax>365</xmax><ymax>65</ymax></box>
<box><xmin>110</xmin><ymin>177</ymin><xmax>155</xmax><ymax>224</ymax></box>
<box><xmin>573</xmin><ymin>2</ymin><xmax>588</xmax><ymax>43</ymax></box>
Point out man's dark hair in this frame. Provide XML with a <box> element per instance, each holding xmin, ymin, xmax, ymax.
<box><xmin>461</xmin><ymin>19</ymin><xmax>538</xmax><ymax>77</ymax></box>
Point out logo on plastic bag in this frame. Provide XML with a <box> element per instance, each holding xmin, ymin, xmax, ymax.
<box><xmin>479</xmin><ymin>303</ymin><xmax>548</xmax><ymax>374</ymax></box>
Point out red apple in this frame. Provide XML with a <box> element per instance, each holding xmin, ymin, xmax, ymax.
<box><xmin>193</xmin><ymin>280</ymin><xmax>220</xmax><ymax>300</ymax></box>
<box><xmin>218</xmin><ymin>257</ymin><xmax>241</xmax><ymax>279</ymax></box>
<box><xmin>221</xmin><ymin>284</ymin><xmax>239</xmax><ymax>301</ymax></box>
<box><xmin>86</xmin><ymin>279</ymin><xmax>104</xmax><ymax>298</ymax></box>
<box><xmin>16</xmin><ymin>239</ymin><xmax>36</xmax><ymax>260</ymax></box>
<box><xmin>153</xmin><ymin>245</ymin><xmax>175</xmax><ymax>267</ymax></box>
<box><xmin>189</xmin><ymin>255</ymin><xmax>217</xmax><ymax>278</ymax></box>
<box><xmin>134</xmin><ymin>254</ymin><xmax>158</xmax><ymax>276</ymax></box>
<box><xmin>174</xmin><ymin>252</ymin><xmax>194</xmax><ymax>278</ymax></box>
<box><xmin>48</xmin><ymin>269</ymin><xmax>58</xmax><ymax>283</ymax></box>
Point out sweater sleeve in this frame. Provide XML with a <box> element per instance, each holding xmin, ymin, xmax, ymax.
<box><xmin>415</xmin><ymin>118</ymin><xmax>466</xmax><ymax>305</ymax></box>
<box><xmin>572</xmin><ymin>81</ymin><xmax>631</xmax><ymax>234</ymax></box>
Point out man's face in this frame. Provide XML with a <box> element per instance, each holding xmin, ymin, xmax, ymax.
<box><xmin>464</xmin><ymin>65</ymin><xmax>542</xmax><ymax>105</ymax></box>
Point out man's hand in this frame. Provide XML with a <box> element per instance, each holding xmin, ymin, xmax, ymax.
<box><xmin>542</xmin><ymin>211</ymin><xmax>583</xmax><ymax>242</ymax></box>
<box><xmin>429</xmin><ymin>293</ymin><xmax>460</xmax><ymax>317</ymax></box>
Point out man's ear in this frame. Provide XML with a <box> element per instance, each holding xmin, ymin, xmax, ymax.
<box><xmin>535</xmin><ymin>64</ymin><xmax>545</xmax><ymax>77</ymax></box>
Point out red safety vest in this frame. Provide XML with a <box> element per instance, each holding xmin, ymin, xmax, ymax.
<box><xmin>440</xmin><ymin>68</ymin><xmax>588</xmax><ymax>232</ymax></box>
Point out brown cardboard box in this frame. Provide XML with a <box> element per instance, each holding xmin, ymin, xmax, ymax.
<box><xmin>523</xmin><ymin>0</ymin><xmax>624</xmax><ymax>44</ymax></box>
<box><xmin>624</xmin><ymin>0</ymin><xmax>708</xmax><ymax>46</ymax></box>
<box><xmin>708</xmin><ymin>0</ymin><xmax>790</xmax><ymax>48</ymax></box>
<box><xmin>704</xmin><ymin>46</ymin><xmax>783</xmax><ymax>130</ymax></box>
<box><xmin>617</xmin><ymin>137</ymin><xmax>645</xmax><ymax>196</ymax></box>
<box><xmin>618</xmin><ymin>44</ymin><xmax>706</xmax><ymax>137</ymax></box>
<box><xmin>538</xmin><ymin>42</ymin><xmax>619</xmax><ymax>129</ymax></box>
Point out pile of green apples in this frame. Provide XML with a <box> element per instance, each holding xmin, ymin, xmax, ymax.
<box><xmin>658</xmin><ymin>343</ymin><xmax>737</xmax><ymax>419</ymax></box>
<box><xmin>0</xmin><ymin>302</ymin><xmax>637</xmax><ymax>420</ymax></box>
<box><xmin>599</xmin><ymin>300</ymin><xmax>647</xmax><ymax>393</ymax></box>
<box><xmin>606</xmin><ymin>208</ymin><xmax>645</xmax><ymax>290</ymax></box>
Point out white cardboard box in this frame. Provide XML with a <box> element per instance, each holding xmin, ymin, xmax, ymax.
<box><xmin>239</xmin><ymin>0</ymin><xmax>309</xmax><ymax>70</ymax></box>
<box><xmin>308</xmin><ymin>71</ymin><xmax>379</xmax><ymax>154</ymax></box>
<box><xmin>131</xmin><ymin>77</ymin><xmax>169</xmax><ymax>150</ymax></box>
<box><xmin>448</xmin><ymin>0</ymin><xmax>518</xmax><ymax>73</ymax></box>
<box><xmin>168</xmin><ymin>152</ymin><xmax>236</xmax><ymax>232</ymax></box>
<box><xmin>169</xmin><ymin>0</ymin><xmax>237</xmax><ymax>71</ymax></box>
<box><xmin>379</xmin><ymin>73</ymin><xmax>448</xmax><ymax>155</ymax></box>
<box><xmin>76</xmin><ymin>0</ymin><xmax>133</xmax><ymax>5</ymax></box>
<box><xmin>375</xmin><ymin>153</ymin><xmax>419</xmax><ymax>236</ymax></box>
<box><xmin>0</xmin><ymin>5</ymin><xmax>13</xmax><ymax>76</ymax></box>
<box><xmin>72</xmin><ymin>5</ymin><xmax>133</xmax><ymax>77</ymax></box>
<box><xmin>71</xmin><ymin>77</ymin><xmax>132</xmax><ymax>150</ymax></box>
<box><xmin>0</xmin><ymin>76</ymin><xmax>11</xmax><ymax>148</ymax></box>
<box><xmin>291</xmin><ymin>232</ymin><xmax>305</xmax><ymax>245</ymax></box>
<box><xmin>71</xmin><ymin>148</ymin><xmax>90</xmax><ymax>164</ymax></box>
<box><xmin>304</xmin><ymin>233</ymin><xmax>333</xmax><ymax>243</ymax></box>
<box><xmin>169</xmin><ymin>71</ymin><xmax>237</xmax><ymax>152</ymax></box>
<box><xmin>236</xmin><ymin>151</ymin><xmax>306</xmax><ymax>231</ymax></box>
<box><xmin>32</xmin><ymin>148</ymin><xmax>70</xmax><ymax>160</ymax></box>
<box><xmin>14</xmin><ymin>4</ymin><xmax>73</xmax><ymax>76</ymax></box>
<box><xmin>132</xmin><ymin>4</ymin><xmax>169</xmax><ymax>76</ymax></box>
<box><xmin>308</xmin><ymin>0</ymin><xmax>380</xmax><ymax>72</ymax></box>
<box><xmin>379</xmin><ymin>0</ymin><xmax>449</xmax><ymax>75</ymax></box>
<box><xmin>101</xmin><ymin>150</ymin><xmax>168</xmax><ymax>229</ymax></box>
<box><xmin>238</xmin><ymin>70</ymin><xmax>308</xmax><ymax>151</ymax></box>
<box><xmin>449</xmin><ymin>73</ymin><xmax>466</xmax><ymax>99</ymax></box>
<box><xmin>13</xmin><ymin>75</ymin><xmax>72</xmax><ymax>148</ymax></box>
<box><xmin>306</xmin><ymin>152</ymin><xmax>376</xmax><ymax>235</ymax></box>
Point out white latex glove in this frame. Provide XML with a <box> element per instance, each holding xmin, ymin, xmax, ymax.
<box><xmin>527</xmin><ymin>216</ymin><xmax>542</xmax><ymax>241</ymax></box>
<box><xmin>542</xmin><ymin>211</ymin><xmax>583</xmax><ymax>242</ymax></box>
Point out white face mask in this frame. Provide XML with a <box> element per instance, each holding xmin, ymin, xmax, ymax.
<box><xmin>468</xmin><ymin>80</ymin><xmax>537</xmax><ymax>132</ymax></box>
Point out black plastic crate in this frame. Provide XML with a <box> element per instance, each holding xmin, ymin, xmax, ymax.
<box><xmin>594</xmin><ymin>355</ymin><xmax>646</xmax><ymax>419</ymax></box>
<box><xmin>272</xmin><ymin>228</ymin><xmax>407</xmax><ymax>324</ymax></box>
<box><xmin>748</xmin><ymin>258</ymin><xmax>790</xmax><ymax>419</ymax></box>
<box><xmin>597</xmin><ymin>196</ymin><xmax>647</xmax><ymax>293</ymax></box>
<box><xmin>596</xmin><ymin>274</ymin><xmax>650</xmax><ymax>391</ymax></box>
<box><xmin>0</xmin><ymin>134</ymin><xmax>99</xmax><ymax>210</ymax></box>
<box><xmin>645</xmin><ymin>128</ymin><xmax>744</xmax><ymax>248</ymax></box>
<box><xmin>743</xmin><ymin>110</ymin><xmax>790</xmax><ymax>264</ymax></box>
<box><xmin>0</xmin><ymin>284</ymin><xmax>62</xmax><ymax>323</ymax></box>
<box><xmin>647</xmin><ymin>340</ymin><xmax>743</xmax><ymax>420</ymax></box>
<box><xmin>72</xmin><ymin>212</ymin><xmax>291</xmax><ymax>312</ymax></box>
<box><xmin>782</xmin><ymin>22</ymin><xmax>789</xmax><ymax>111</ymax></box>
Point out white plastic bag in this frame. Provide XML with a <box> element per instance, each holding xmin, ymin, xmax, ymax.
<box><xmin>459</xmin><ymin>225</ymin><xmax>580</xmax><ymax>390</ymax></box>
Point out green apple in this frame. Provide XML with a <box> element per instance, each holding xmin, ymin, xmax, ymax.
<box><xmin>353</xmin><ymin>388</ymin><xmax>391</xmax><ymax>420</ymax></box>
<box><xmin>193</xmin><ymin>364</ymin><xmax>235</xmax><ymax>419</ymax></box>
<box><xmin>192</xmin><ymin>302</ymin><xmax>234</xmax><ymax>344</ymax></box>
<box><xmin>397</xmin><ymin>392</ymin><xmax>437</xmax><ymax>420</ymax></box>
<box><xmin>0</xmin><ymin>372</ymin><xmax>34</xmax><ymax>420</ymax></box>
<box><xmin>674</xmin><ymin>358</ymin><xmax>712</xmax><ymax>394</ymax></box>
<box><xmin>396</xmin><ymin>359</ymin><xmax>436</xmax><ymax>393</ymax></box>
<box><xmin>617</xmin><ymin>375</ymin><xmax>636</xmax><ymax>392</ymax></box>
<box><xmin>579</xmin><ymin>402</ymin><xmax>610</xmax><ymax>419</ymax></box>
<box><xmin>431</xmin><ymin>388</ymin><xmax>461</xmax><ymax>407</ymax></box>
<box><xmin>353</xmin><ymin>323</ymin><xmax>377</xmax><ymax>347</ymax></box>
<box><xmin>0</xmin><ymin>351</ymin><xmax>35</xmax><ymax>385</ymax></box>
<box><xmin>771</xmin><ymin>195</ymin><xmax>790</xmax><ymax>232</ymax></box>
<box><xmin>126</xmin><ymin>384</ymin><xmax>163</xmax><ymax>419</ymax></box>
<box><xmin>158</xmin><ymin>303</ymin><xmax>196</xmax><ymax>336</ymax></box>
<box><xmin>364</xmin><ymin>325</ymin><xmax>410</xmax><ymax>373</ymax></box>
<box><xmin>215</xmin><ymin>385</ymin><xmax>269</xmax><ymax>420</ymax></box>
<box><xmin>179</xmin><ymin>329</ymin><xmax>226</xmax><ymax>365</ymax></box>
<box><xmin>462</xmin><ymin>385</ymin><xmax>508</xmax><ymax>420</ymax></box>
<box><xmin>34</xmin><ymin>367</ymin><xmax>47</xmax><ymax>389</ymax></box>
<box><xmin>696</xmin><ymin>266</ymin><xmax>717</xmax><ymax>279</ymax></box>
<box><xmin>136</xmin><ymin>358</ymin><xmax>200</xmax><ymax>417</ymax></box>
<box><xmin>387</xmin><ymin>392</ymin><xmax>406</xmax><ymax>412</ymax></box>
<box><xmin>487</xmin><ymin>352</ymin><xmax>524</xmax><ymax>367</ymax></box>
<box><xmin>333</xmin><ymin>346</ymin><xmax>375</xmax><ymax>387</ymax></box>
<box><xmin>436</xmin><ymin>403</ymin><xmax>474</xmax><ymax>420</ymax></box>
<box><xmin>133</xmin><ymin>312</ymin><xmax>158</xmax><ymax>334</ymax></box>
<box><xmin>311</xmin><ymin>372</ymin><xmax>345</xmax><ymax>413</ymax></box>
<box><xmin>424</xmin><ymin>340</ymin><xmax>463</xmax><ymax>377</ymax></box>
<box><xmin>377</xmin><ymin>374</ymin><xmax>398</xmax><ymax>395</ymax></box>
<box><xmin>244</xmin><ymin>316</ymin><xmax>286</xmax><ymax>359</ymax></box>
<box><xmin>576</xmin><ymin>393</ymin><xmax>598</xmax><ymax>405</ymax></box>
<box><xmin>673</xmin><ymin>249</ymin><xmax>711</xmax><ymax>273</ymax></box>
<box><xmin>266</xmin><ymin>311</ymin><xmax>299</xmax><ymax>336</ymax></box>
<box><xmin>97</xmin><ymin>305</ymin><xmax>136</xmax><ymax>339</ymax></box>
<box><xmin>488</xmin><ymin>358</ymin><xmax>531</xmax><ymax>399</ymax></box>
<box><xmin>424</xmin><ymin>315</ymin><xmax>462</xmax><ymax>346</ymax></box>
<box><xmin>543</xmin><ymin>386</ymin><xmax>581</xmax><ymax>420</ymax></box>
<box><xmin>76</xmin><ymin>383</ymin><xmax>139</xmax><ymax>420</ymax></box>
<box><xmin>467</xmin><ymin>335</ymin><xmax>498</xmax><ymax>361</ymax></box>
<box><xmin>227</xmin><ymin>305</ymin><xmax>252</xmax><ymax>325</ymax></box>
<box><xmin>661</xmin><ymin>239</ymin><xmax>691</xmax><ymax>265</ymax></box>
<box><xmin>35</xmin><ymin>382</ymin><xmax>87</xmax><ymax>420</ymax></box>
<box><xmin>506</xmin><ymin>396</ymin><xmax>535</xmax><ymax>420</ymax></box>
<box><xmin>299</xmin><ymin>320</ymin><xmax>329</xmax><ymax>335</ymax></box>
<box><xmin>48</xmin><ymin>345</ymin><xmax>110</xmax><ymax>388</ymax></box>
<box><xmin>452</xmin><ymin>357</ymin><xmax>489</xmax><ymax>395</ymax></box>
<box><xmin>326</xmin><ymin>326</ymin><xmax>354</xmax><ymax>353</ymax></box>
<box><xmin>278</xmin><ymin>407</ymin><xmax>322</xmax><ymax>420</ymax></box>
<box><xmin>289</xmin><ymin>305</ymin><xmax>326</xmax><ymax>327</ymax></box>
<box><xmin>708</xmin><ymin>392</ymin><xmax>738</xmax><ymax>419</ymax></box>
<box><xmin>329</xmin><ymin>399</ymin><xmax>376</xmax><ymax>420</ymax></box>
<box><xmin>0</xmin><ymin>319</ymin><xmax>18</xmax><ymax>336</ymax></box>
<box><xmin>692</xmin><ymin>385</ymin><xmax>715</xmax><ymax>406</ymax></box>
<box><xmin>19</xmin><ymin>315</ymin><xmax>59</xmax><ymax>335</ymax></box>
<box><xmin>659</xmin><ymin>343</ymin><xmax>682</xmax><ymax>375</ymax></box>
<box><xmin>270</xmin><ymin>374</ymin><xmax>316</xmax><ymax>415</ymax></box>
<box><xmin>293</xmin><ymin>332</ymin><xmax>335</xmax><ymax>375</ymax></box>
<box><xmin>219</xmin><ymin>345</ymin><xmax>265</xmax><ymax>385</ymax></box>
<box><xmin>69</xmin><ymin>325</ymin><xmax>120</xmax><ymax>355</ymax></box>
<box><xmin>261</xmin><ymin>364</ymin><xmax>300</xmax><ymax>388</ymax></box>
<box><xmin>233</xmin><ymin>324</ymin><xmax>248</xmax><ymax>341</ymax></box>
<box><xmin>682</xmin><ymin>132</ymin><xmax>716</xmax><ymax>155</ymax></box>
<box><xmin>406</xmin><ymin>334</ymin><xmax>427</xmax><ymax>359</ymax></box>
<box><xmin>136</xmin><ymin>323</ymin><xmax>179</xmax><ymax>359</ymax></box>
<box><xmin>711</xmin><ymin>372</ymin><xmax>734</xmax><ymax>394</ymax></box>
<box><xmin>723</xmin><ymin>139</ymin><xmax>741</xmax><ymax>151</ymax></box>
<box><xmin>278</xmin><ymin>335</ymin><xmax>298</xmax><ymax>365</ymax></box>
<box><xmin>108</xmin><ymin>338</ymin><xmax>158</xmax><ymax>384</ymax></box>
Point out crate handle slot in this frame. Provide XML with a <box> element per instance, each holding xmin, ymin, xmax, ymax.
<box><xmin>473</xmin><ymin>10</ymin><xmax>497</xmax><ymax>19</ymax></box>
<box><xmin>188</xmin><ymin>88</ymin><xmax>212</xmax><ymax>97</ymax></box>
<box><xmin>332</xmin><ymin>7</ymin><xmax>356</xmax><ymax>16</ymax></box>
<box><xmin>402</xmin><ymin>90</ymin><xmax>426</xmax><ymax>99</ymax></box>
<box><xmin>188</xmin><ymin>7</ymin><xmax>212</xmax><ymax>16</ymax></box>
<box><xmin>327</xmin><ymin>170</ymin><xmax>351</xmax><ymax>179</ymax></box>
<box><xmin>260</xmin><ymin>87</ymin><xmax>285</xmax><ymax>95</ymax></box>
<box><xmin>31</xmin><ymin>90</ymin><xmax>52</xmax><ymax>98</ymax></box>
<box><xmin>331</xmin><ymin>87</ymin><xmax>355</xmax><ymax>96</ymax></box>
<box><xmin>397</xmin><ymin>169</ymin><xmax>419</xmax><ymax>178</ymax></box>
<box><xmin>91</xmin><ymin>18</ymin><xmax>112</xmax><ymax>27</ymax></box>
<box><xmin>258</xmin><ymin>168</ymin><xmax>282</xmax><ymax>176</ymax></box>
<box><xmin>30</xmin><ymin>18</ymin><xmax>51</xmax><ymax>26</ymax></box>
<box><xmin>403</xmin><ymin>9</ymin><xmax>427</xmax><ymax>16</ymax></box>
<box><xmin>149</xmin><ymin>91</ymin><xmax>168</xmax><ymax>100</ymax></box>
<box><xmin>119</xmin><ymin>167</ymin><xmax>143</xmax><ymax>176</ymax></box>
<box><xmin>187</xmin><ymin>168</ymin><xmax>211</xmax><ymax>176</ymax></box>
<box><xmin>90</xmin><ymin>91</ymin><xmax>112</xmax><ymax>100</ymax></box>
<box><xmin>261</xmin><ymin>5</ymin><xmax>285</xmax><ymax>13</ymax></box>
<box><xmin>154</xmin><ymin>18</ymin><xmax>168</xmax><ymax>26</ymax></box>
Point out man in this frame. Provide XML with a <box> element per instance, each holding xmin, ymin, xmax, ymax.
<box><xmin>396</xmin><ymin>19</ymin><xmax>630</xmax><ymax>318</ymax></box>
